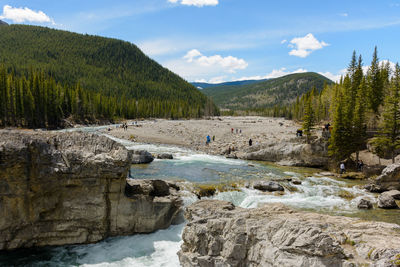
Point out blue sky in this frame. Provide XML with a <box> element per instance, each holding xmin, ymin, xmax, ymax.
<box><xmin>0</xmin><ymin>0</ymin><xmax>399</xmax><ymax>83</ymax></box>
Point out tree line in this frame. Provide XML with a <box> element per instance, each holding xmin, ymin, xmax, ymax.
<box><xmin>271</xmin><ymin>47</ymin><xmax>400</xmax><ymax>163</ymax></box>
<box><xmin>0</xmin><ymin>67</ymin><xmax>219</xmax><ymax>129</ymax></box>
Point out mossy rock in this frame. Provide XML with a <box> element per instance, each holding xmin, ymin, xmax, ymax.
<box><xmin>341</xmin><ymin>172</ymin><xmax>366</xmax><ymax>180</ymax></box>
<box><xmin>338</xmin><ymin>190</ymin><xmax>356</xmax><ymax>199</ymax></box>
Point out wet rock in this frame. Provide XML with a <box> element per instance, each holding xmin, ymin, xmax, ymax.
<box><xmin>253</xmin><ymin>181</ymin><xmax>284</xmax><ymax>192</ymax></box>
<box><xmin>378</xmin><ymin>192</ymin><xmax>399</xmax><ymax>209</ymax></box>
<box><xmin>131</xmin><ymin>150</ymin><xmax>154</xmax><ymax>164</ymax></box>
<box><xmin>292</xmin><ymin>179</ymin><xmax>302</xmax><ymax>185</ymax></box>
<box><xmin>156</xmin><ymin>153</ymin><xmax>173</xmax><ymax>159</ymax></box>
<box><xmin>179</xmin><ymin>200</ymin><xmax>400</xmax><ymax>267</ymax></box>
<box><xmin>357</xmin><ymin>198</ymin><xmax>373</xmax><ymax>209</ymax></box>
<box><xmin>365</xmin><ymin>183</ymin><xmax>385</xmax><ymax>193</ymax></box>
<box><xmin>226</xmin><ymin>154</ymin><xmax>238</xmax><ymax>159</ymax></box>
<box><xmin>385</xmin><ymin>190</ymin><xmax>400</xmax><ymax>200</ymax></box>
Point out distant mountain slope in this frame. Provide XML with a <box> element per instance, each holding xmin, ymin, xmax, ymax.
<box><xmin>0</xmin><ymin>20</ymin><xmax>7</xmax><ymax>26</ymax></box>
<box><xmin>0</xmin><ymin>24</ymin><xmax>218</xmax><ymax>116</ymax></box>
<box><xmin>202</xmin><ymin>72</ymin><xmax>333</xmax><ymax>110</ymax></box>
<box><xmin>192</xmin><ymin>79</ymin><xmax>268</xmax><ymax>89</ymax></box>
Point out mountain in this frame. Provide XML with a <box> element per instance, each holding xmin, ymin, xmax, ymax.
<box><xmin>0</xmin><ymin>24</ymin><xmax>218</xmax><ymax>118</ymax></box>
<box><xmin>202</xmin><ymin>72</ymin><xmax>333</xmax><ymax>110</ymax></box>
<box><xmin>0</xmin><ymin>20</ymin><xmax>8</xmax><ymax>26</ymax></box>
<box><xmin>192</xmin><ymin>79</ymin><xmax>268</xmax><ymax>89</ymax></box>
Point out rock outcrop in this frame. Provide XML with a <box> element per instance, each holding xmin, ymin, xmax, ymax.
<box><xmin>178</xmin><ymin>200</ymin><xmax>400</xmax><ymax>267</ymax></box>
<box><xmin>0</xmin><ymin>130</ymin><xmax>181</xmax><ymax>250</ymax></box>
<box><xmin>242</xmin><ymin>138</ymin><xmax>329</xmax><ymax>168</ymax></box>
<box><xmin>157</xmin><ymin>153</ymin><xmax>174</xmax><ymax>159</ymax></box>
<box><xmin>357</xmin><ymin>198</ymin><xmax>373</xmax><ymax>209</ymax></box>
<box><xmin>131</xmin><ymin>150</ymin><xmax>154</xmax><ymax>164</ymax></box>
<box><xmin>366</xmin><ymin>163</ymin><xmax>400</xmax><ymax>192</ymax></box>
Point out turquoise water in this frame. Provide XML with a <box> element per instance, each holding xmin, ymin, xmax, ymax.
<box><xmin>1</xmin><ymin>132</ymin><xmax>399</xmax><ymax>266</ymax></box>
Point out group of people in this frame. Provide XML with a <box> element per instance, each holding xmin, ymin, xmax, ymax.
<box><xmin>206</xmin><ymin>135</ymin><xmax>215</xmax><ymax>145</ymax></box>
<box><xmin>121</xmin><ymin>122</ymin><xmax>128</xmax><ymax>131</ymax></box>
<box><xmin>339</xmin><ymin>159</ymin><xmax>364</xmax><ymax>174</ymax></box>
<box><xmin>231</xmin><ymin>128</ymin><xmax>242</xmax><ymax>134</ymax></box>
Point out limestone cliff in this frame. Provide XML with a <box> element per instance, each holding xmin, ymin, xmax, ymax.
<box><xmin>179</xmin><ymin>200</ymin><xmax>400</xmax><ymax>267</ymax></box>
<box><xmin>0</xmin><ymin>130</ymin><xmax>181</xmax><ymax>250</ymax></box>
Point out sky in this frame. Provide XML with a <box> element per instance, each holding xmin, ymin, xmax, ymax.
<box><xmin>0</xmin><ymin>0</ymin><xmax>399</xmax><ymax>83</ymax></box>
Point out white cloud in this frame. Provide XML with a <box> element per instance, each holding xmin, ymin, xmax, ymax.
<box><xmin>288</xmin><ymin>33</ymin><xmax>329</xmax><ymax>58</ymax></box>
<box><xmin>168</xmin><ymin>0</ymin><xmax>218</xmax><ymax>7</ymax></box>
<box><xmin>280</xmin><ymin>39</ymin><xmax>287</xmax><ymax>44</ymax></box>
<box><xmin>0</xmin><ymin>5</ymin><xmax>54</xmax><ymax>24</ymax></box>
<box><xmin>183</xmin><ymin>49</ymin><xmax>248</xmax><ymax>73</ymax></box>
<box><xmin>318</xmin><ymin>71</ymin><xmax>344</xmax><ymax>82</ymax></box>
<box><xmin>339</xmin><ymin>13</ymin><xmax>348</xmax><ymax>17</ymax></box>
<box><xmin>235</xmin><ymin>68</ymin><xmax>308</xmax><ymax>81</ymax></box>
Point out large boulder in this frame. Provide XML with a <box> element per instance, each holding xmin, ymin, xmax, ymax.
<box><xmin>362</xmin><ymin>164</ymin><xmax>386</xmax><ymax>178</ymax></box>
<box><xmin>243</xmin><ymin>138</ymin><xmax>329</xmax><ymax>168</ymax></box>
<box><xmin>385</xmin><ymin>190</ymin><xmax>400</xmax><ymax>200</ymax></box>
<box><xmin>253</xmin><ymin>181</ymin><xmax>284</xmax><ymax>192</ymax></box>
<box><xmin>179</xmin><ymin>200</ymin><xmax>400</xmax><ymax>267</ymax></box>
<box><xmin>131</xmin><ymin>150</ymin><xmax>154</xmax><ymax>164</ymax></box>
<box><xmin>377</xmin><ymin>193</ymin><xmax>399</xmax><ymax>209</ymax></box>
<box><xmin>367</xmin><ymin>163</ymin><xmax>400</xmax><ymax>192</ymax></box>
<box><xmin>0</xmin><ymin>130</ymin><xmax>182</xmax><ymax>250</ymax></box>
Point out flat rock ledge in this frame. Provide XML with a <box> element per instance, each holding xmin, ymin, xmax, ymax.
<box><xmin>178</xmin><ymin>200</ymin><xmax>400</xmax><ymax>267</ymax></box>
<box><xmin>0</xmin><ymin>130</ymin><xmax>182</xmax><ymax>250</ymax></box>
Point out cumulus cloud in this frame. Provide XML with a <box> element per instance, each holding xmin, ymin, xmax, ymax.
<box><xmin>168</xmin><ymin>0</ymin><xmax>218</xmax><ymax>7</ymax></box>
<box><xmin>287</xmin><ymin>33</ymin><xmax>329</xmax><ymax>58</ymax></box>
<box><xmin>0</xmin><ymin>5</ymin><xmax>54</xmax><ymax>24</ymax></box>
<box><xmin>183</xmin><ymin>49</ymin><xmax>248</xmax><ymax>73</ymax></box>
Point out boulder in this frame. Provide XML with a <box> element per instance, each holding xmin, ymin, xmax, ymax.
<box><xmin>0</xmin><ymin>130</ymin><xmax>182</xmax><ymax>250</ymax></box>
<box><xmin>372</xmin><ymin>163</ymin><xmax>400</xmax><ymax>191</ymax></box>
<box><xmin>292</xmin><ymin>179</ymin><xmax>302</xmax><ymax>185</ymax></box>
<box><xmin>156</xmin><ymin>153</ymin><xmax>173</xmax><ymax>160</ymax></box>
<box><xmin>243</xmin><ymin>137</ymin><xmax>329</xmax><ymax>168</ymax></box>
<box><xmin>362</xmin><ymin>164</ymin><xmax>386</xmax><ymax>177</ymax></box>
<box><xmin>365</xmin><ymin>183</ymin><xmax>385</xmax><ymax>193</ymax></box>
<box><xmin>131</xmin><ymin>150</ymin><xmax>154</xmax><ymax>164</ymax></box>
<box><xmin>378</xmin><ymin>193</ymin><xmax>399</xmax><ymax>209</ymax></box>
<box><xmin>179</xmin><ymin>200</ymin><xmax>400</xmax><ymax>267</ymax></box>
<box><xmin>357</xmin><ymin>198</ymin><xmax>373</xmax><ymax>209</ymax></box>
<box><xmin>253</xmin><ymin>181</ymin><xmax>284</xmax><ymax>192</ymax></box>
<box><xmin>385</xmin><ymin>190</ymin><xmax>400</xmax><ymax>200</ymax></box>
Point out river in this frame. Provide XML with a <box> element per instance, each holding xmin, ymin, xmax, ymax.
<box><xmin>1</xmin><ymin>128</ymin><xmax>398</xmax><ymax>266</ymax></box>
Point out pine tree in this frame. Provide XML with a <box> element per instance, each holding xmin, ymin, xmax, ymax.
<box><xmin>367</xmin><ymin>46</ymin><xmax>383</xmax><ymax>114</ymax></box>
<box><xmin>302</xmin><ymin>94</ymin><xmax>314</xmax><ymax>143</ymax></box>
<box><xmin>372</xmin><ymin>63</ymin><xmax>400</xmax><ymax>163</ymax></box>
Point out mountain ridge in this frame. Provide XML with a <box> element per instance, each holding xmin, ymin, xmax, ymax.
<box><xmin>202</xmin><ymin>72</ymin><xmax>333</xmax><ymax>110</ymax></box>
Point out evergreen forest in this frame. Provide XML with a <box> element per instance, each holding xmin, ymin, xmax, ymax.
<box><xmin>0</xmin><ymin>24</ymin><xmax>219</xmax><ymax>128</ymax></box>
<box><xmin>274</xmin><ymin>47</ymin><xmax>400</xmax><ymax>162</ymax></box>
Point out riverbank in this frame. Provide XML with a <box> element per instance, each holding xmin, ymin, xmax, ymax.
<box><xmin>105</xmin><ymin>116</ymin><xmax>299</xmax><ymax>155</ymax></box>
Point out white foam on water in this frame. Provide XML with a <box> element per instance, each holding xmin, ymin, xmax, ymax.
<box><xmin>71</xmin><ymin>224</ymin><xmax>184</xmax><ymax>267</ymax></box>
<box><xmin>174</xmin><ymin>154</ymin><xmax>246</xmax><ymax>166</ymax></box>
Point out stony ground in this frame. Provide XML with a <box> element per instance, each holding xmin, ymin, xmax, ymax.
<box><xmin>105</xmin><ymin>116</ymin><xmax>300</xmax><ymax>155</ymax></box>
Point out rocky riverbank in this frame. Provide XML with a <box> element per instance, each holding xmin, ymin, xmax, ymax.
<box><xmin>179</xmin><ymin>200</ymin><xmax>400</xmax><ymax>267</ymax></box>
<box><xmin>0</xmin><ymin>130</ymin><xmax>182</xmax><ymax>250</ymax></box>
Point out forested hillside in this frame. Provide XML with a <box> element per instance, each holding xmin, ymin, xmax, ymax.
<box><xmin>0</xmin><ymin>25</ymin><xmax>218</xmax><ymax>128</ymax></box>
<box><xmin>202</xmin><ymin>72</ymin><xmax>332</xmax><ymax>111</ymax></box>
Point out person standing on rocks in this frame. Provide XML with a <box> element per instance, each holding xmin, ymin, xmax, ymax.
<box><xmin>206</xmin><ymin>135</ymin><xmax>211</xmax><ymax>145</ymax></box>
<box><xmin>340</xmin><ymin>162</ymin><xmax>346</xmax><ymax>174</ymax></box>
<box><xmin>249</xmin><ymin>139</ymin><xmax>253</xmax><ymax>146</ymax></box>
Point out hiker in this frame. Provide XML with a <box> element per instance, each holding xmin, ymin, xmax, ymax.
<box><xmin>212</xmin><ymin>135</ymin><xmax>215</xmax><ymax>141</ymax></box>
<box><xmin>206</xmin><ymin>135</ymin><xmax>211</xmax><ymax>145</ymax></box>
<box><xmin>236</xmin><ymin>129</ymin><xmax>238</xmax><ymax>134</ymax></box>
<box><xmin>325</xmin><ymin>123</ymin><xmax>330</xmax><ymax>131</ymax></box>
<box><xmin>228</xmin><ymin>146</ymin><xmax>231</xmax><ymax>154</ymax></box>
<box><xmin>357</xmin><ymin>160</ymin><xmax>364</xmax><ymax>172</ymax></box>
<box><xmin>296</xmin><ymin>129</ymin><xmax>303</xmax><ymax>137</ymax></box>
<box><xmin>249</xmin><ymin>139</ymin><xmax>253</xmax><ymax>146</ymax></box>
<box><xmin>231</xmin><ymin>128</ymin><xmax>234</xmax><ymax>133</ymax></box>
<box><xmin>239</xmin><ymin>129</ymin><xmax>242</xmax><ymax>134</ymax></box>
<box><xmin>340</xmin><ymin>162</ymin><xmax>346</xmax><ymax>174</ymax></box>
